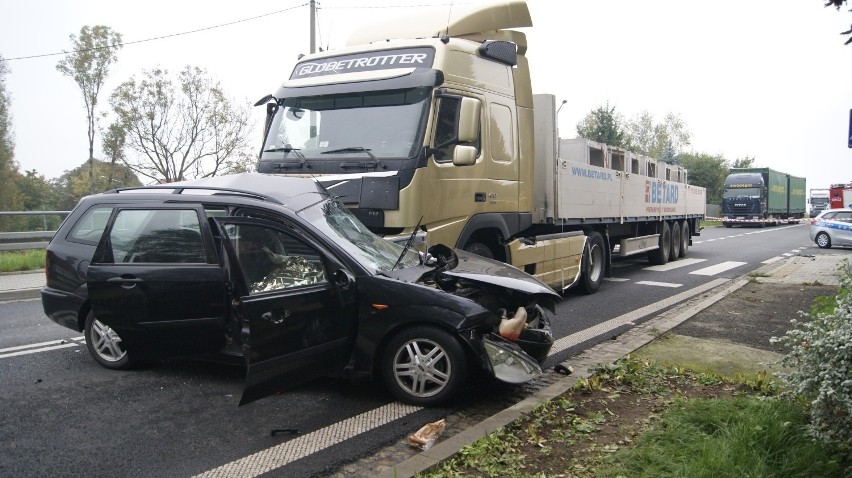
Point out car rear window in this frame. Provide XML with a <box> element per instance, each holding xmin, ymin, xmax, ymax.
<box><xmin>67</xmin><ymin>205</ymin><xmax>113</xmax><ymax>245</ymax></box>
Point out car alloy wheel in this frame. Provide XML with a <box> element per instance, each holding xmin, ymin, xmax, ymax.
<box><xmin>382</xmin><ymin>326</ymin><xmax>466</xmax><ymax>405</ymax></box>
<box><xmin>84</xmin><ymin>311</ymin><xmax>132</xmax><ymax>369</ymax></box>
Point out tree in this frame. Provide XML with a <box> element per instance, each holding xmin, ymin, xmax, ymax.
<box><xmin>53</xmin><ymin>159</ymin><xmax>141</xmax><ymax>210</ymax></box>
<box><xmin>825</xmin><ymin>0</ymin><xmax>852</xmax><ymax>45</ymax></box>
<box><xmin>626</xmin><ymin>111</ymin><xmax>691</xmax><ymax>162</ymax></box>
<box><xmin>576</xmin><ymin>102</ymin><xmax>630</xmax><ymax>148</ymax></box>
<box><xmin>56</xmin><ymin>25</ymin><xmax>123</xmax><ymax>194</ymax></box>
<box><xmin>109</xmin><ymin>66</ymin><xmax>252</xmax><ymax>183</ymax></box>
<box><xmin>731</xmin><ymin>155</ymin><xmax>756</xmax><ymax>168</ymax></box>
<box><xmin>679</xmin><ymin>152</ymin><xmax>729</xmax><ymax>205</ymax></box>
<box><xmin>0</xmin><ymin>54</ymin><xmax>24</xmax><ymax>231</ymax></box>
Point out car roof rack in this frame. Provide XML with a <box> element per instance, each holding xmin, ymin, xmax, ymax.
<box><xmin>105</xmin><ymin>186</ymin><xmax>284</xmax><ymax>205</ymax></box>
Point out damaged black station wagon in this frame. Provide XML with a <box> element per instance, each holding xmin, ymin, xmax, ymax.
<box><xmin>41</xmin><ymin>173</ymin><xmax>559</xmax><ymax>406</ymax></box>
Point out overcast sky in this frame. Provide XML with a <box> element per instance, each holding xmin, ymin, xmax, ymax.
<box><xmin>2</xmin><ymin>0</ymin><xmax>851</xmax><ymax>197</ymax></box>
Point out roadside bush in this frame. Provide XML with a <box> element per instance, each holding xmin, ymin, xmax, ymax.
<box><xmin>771</xmin><ymin>260</ymin><xmax>852</xmax><ymax>454</ymax></box>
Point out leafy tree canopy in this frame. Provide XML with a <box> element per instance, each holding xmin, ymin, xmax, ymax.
<box><xmin>576</xmin><ymin>102</ymin><xmax>630</xmax><ymax>149</ymax></box>
<box><xmin>679</xmin><ymin>152</ymin><xmax>729</xmax><ymax>204</ymax></box>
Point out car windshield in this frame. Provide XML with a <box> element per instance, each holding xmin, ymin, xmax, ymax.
<box><xmin>723</xmin><ymin>187</ymin><xmax>761</xmax><ymax>198</ymax></box>
<box><xmin>261</xmin><ymin>87</ymin><xmax>430</xmax><ymax>160</ymax></box>
<box><xmin>298</xmin><ymin>198</ymin><xmax>420</xmax><ymax>273</ymax></box>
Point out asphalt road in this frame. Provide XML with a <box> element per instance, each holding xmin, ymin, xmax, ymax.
<box><xmin>0</xmin><ymin>223</ymin><xmax>831</xmax><ymax>477</ymax></box>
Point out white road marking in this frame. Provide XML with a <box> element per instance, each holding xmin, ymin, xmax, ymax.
<box><xmin>689</xmin><ymin>261</ymin><xmax>747</xmax><ymax>276</ymax></box>
<box><xmin>193</xmin><ymin>402</ymin><xmax>422</xmax><ymax>478</ymax></box>
<box><xmin>0</xmin><ymin>339</ymin><xmax>71</xmax><ymax>354</ymax></box>
<box><xmin>549</xmin><ymin>278</ymin><xmax>730</xmax><ymax>355</ymax></box>
<box><xmin>782</xmin><ymin>253</ymin><xmax>793</xmax><ymax>257</ymax></box>
<box><xmin>762</xmin><ymin>257</ymin><xmax>784</xmax><ymax>264</ymax></box>
<box><xmin>643</xmin><ymin>258</ymin><xmax>706</xmax><ymax>272</ymax></box>
<box><xmin>0</xmin><ymin>342</ymin><xmax>80</xmax><ymax>359</ymax></box>
<box><xmin>636</xmin><ymin>281</ymin><xmax>683</xmax><ymax>288</ymax></box>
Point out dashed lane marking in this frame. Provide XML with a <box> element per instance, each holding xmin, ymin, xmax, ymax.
<box><xmin>643</xmin><ymin>258</ymin><xmax>706</xmax><ymax>272</ymax></box>
<box><xmin>689</xmin><ymin>261</ymin><xmax>747</xmax><ymax>276</ymax></box>
<box><xmin>636</xmin><ymin>281</ymin><xmax>683</xmax><ymax>288</ymax></box>
<box><xmin>762</xmin><ymin>257</ymin><xmax>784</xmax><ymax>264</ymax></box>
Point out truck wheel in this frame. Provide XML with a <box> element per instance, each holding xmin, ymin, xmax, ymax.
<box><xmin>669</xmin><ymin>221</ymin><xmax>681</xmax><ymax>261</ymax></box>
<box><xmin>381</xmin><ymin>326</ymin><xmax>467</xmax><ymax>406</ymax></box>
<box><xmin>579</xmin><ymin>232</ymin><xmax>605</xmax><ymax>294</ymax></box>
<box><xmin>679</xmin><ymin>221</ymin><xmax>690</xmax><ymax>258</ymax></box>
<box><xmin>647</xmin><ymin>222</ymin><xmax>671</xmax><ymax>265</ymax></box>
<box><xmin>464</xmin><ymin>242</ymin><xmax>493</xmax><ymax>259</ymax></box>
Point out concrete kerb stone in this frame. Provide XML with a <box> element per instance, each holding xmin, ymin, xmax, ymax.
<box><xmin>0</xmin><ymin>271</ymin><xmax>44</xmax><ymax>302</ymax></box>
<box><xmin>378</xmin><ymin>254</ymin><xmax>842</xmax><ymax>478</ymax></box>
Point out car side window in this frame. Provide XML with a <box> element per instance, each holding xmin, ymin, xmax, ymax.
<box><xmin>821</xmin><ymin>212</ymin><xmax>836</xmax><ymax>220</ymax></box>
<box><xmin>835</xmin><ymin>211</ymin><xmax>852</xmax><ymax>221</ymax></box>
<box><xmin>231</xmin><ymin>224</ymin><xmax>326</xmax><ymax>294</ymax></box>
<box><xmin>109</xmin><ymin>209</ymin><xmax>206</xmax><ymax>264</ymax></box>
<box><xmin>67</xmin><ymin>206</ymin><xmax>113</xmax><ymax>245</ymax></box>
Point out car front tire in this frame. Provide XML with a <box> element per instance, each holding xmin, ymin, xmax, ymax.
<box><xmin>381</xmin><ymin>326</ymin><xmax>467</xmax><ymax>406</ymax></box>
<box><xmin>815</xmin><ymin>232</ymin><xmax>832</xmax><ymax>249</ymax></box>
<box><xmin>84</xmin><ymin>311</ymin><xmax>133</xmax><ymax>370</ymax></box>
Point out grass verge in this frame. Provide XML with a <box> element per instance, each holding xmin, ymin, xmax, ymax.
<box><xmin>0</xmin><ymin>250</ymin><xmax>45</xmax><ymax>273</ymax></box>
<box><xmin>422</xmin><ymin>357</ymin><xmax>847</xmax><ymax>477</ymax></box>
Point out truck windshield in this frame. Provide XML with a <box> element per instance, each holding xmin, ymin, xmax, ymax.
<box><xmin>723</xmin><ymin>188</ymin><xmax>761</xmax><ymax>198</ymax></box>
<box><xmin>298</xmin><ymin>197</ymin><xmax>420</xmax><ymax>274</ymax></box>
<box><xmin>261</xmin><ymin>87</ymin><xmax>431</xmax><ymax>160</ymax></box>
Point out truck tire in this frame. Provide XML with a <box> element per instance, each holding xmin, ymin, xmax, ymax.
<box><xmin>464</xmin><ymin>242</ymin><xmax>493</xmax><ymax>259</ymax></box>
<box><xmin>647</xmin><ymin>222</ymin><xmax>671</xmax><ymax>265</ymax></box>
<box><xmin>679</xmin><ymin>221</ymin><xmax>689</xmax><ymax>258</ymax></box>
<box><xmin>669</xmin><ymin>221</ymin><xmax>681</xmax><ymax>261</ymax></box>
<box><xmin>578</xmin><ymin>232</ymin><xmax>605</xmax><ymax>294</ymax></box>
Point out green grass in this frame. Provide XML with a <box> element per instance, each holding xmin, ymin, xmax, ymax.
<box><xmin>0</xmin><ymin>250</ymin><xmax>45</xmax><ymax>273</ymax></box>
<box><xmin>701</xmin><ymin>219</ymin><xmax>722</xmax><ymax>228</ymax></box>
<box><xmin>594</xmin><ymin>397</ymin><xmax>843</xmax><ymax>478</ymax></box>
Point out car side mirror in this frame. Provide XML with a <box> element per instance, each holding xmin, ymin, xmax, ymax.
<box><xmin>452</xmin><ymin>145</ymin><xmax>478</xmax><ymax>166</ymax></box>
<box><xmin>334</xmin><ymin>269</ymin><xmax>355</xmax><ymax>291</ymax></box>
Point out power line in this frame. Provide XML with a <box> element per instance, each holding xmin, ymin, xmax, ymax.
<box><xmin>3</xmin><ymin>2</ymin><xmax>308</xmax><ymax>62</ymax></box>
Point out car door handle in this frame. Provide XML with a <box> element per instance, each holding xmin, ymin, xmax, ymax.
<box><xmin>107</xmin><ymin>276</ymin><xmax>143</xmax><ymax>289</ymax></box>
<box><xmin>261</xmin><ymin>311</ymin><xmax>288</xmax><ymax>325</ymax></box>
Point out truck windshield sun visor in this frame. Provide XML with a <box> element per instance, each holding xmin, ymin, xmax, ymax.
<box><xmin>275</xmin><ymin>68</ymin><xmax>444</xmax><ymax>98</ymax></box>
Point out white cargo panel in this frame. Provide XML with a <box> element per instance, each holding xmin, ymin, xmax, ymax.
<box><xmin>532</xmin><ymin>94</ymin><xmax>705</xmax><ymax>223</ymax></box>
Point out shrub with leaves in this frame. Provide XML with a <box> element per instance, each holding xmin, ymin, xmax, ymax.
<box><xmin>771</xmin><ymin>260</ymin><xmax>852</xmax><ymax>452</ymax></box>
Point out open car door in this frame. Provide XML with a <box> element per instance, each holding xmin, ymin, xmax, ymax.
<box><xmin>86</xmin><ymin>206</ymin><xmax>228</xmax><ymax>360</ymax></box>
<box><xmin>213</xmin><ymin>217</ymin><xmax>359</xmax><ymax>406</ymax></box>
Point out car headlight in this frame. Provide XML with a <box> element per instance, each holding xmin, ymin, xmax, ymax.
<box><xmin>482</xmin><ymin>338</ymin><xmax>542</xmax><ymax>384</ymax></box>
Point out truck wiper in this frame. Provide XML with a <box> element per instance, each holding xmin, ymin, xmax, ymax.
<box><xmin>392</xmin><ymin>216</ymin><xmax>424</xmax><ymax>271</ymax></box>
<box><xmin>263</xmin><ymin>146</ymin><xmax>305</xmax><ymax>158</ymax></box>
<box><xmin>321</xmin><ymin>147</ymin><xmax>377</xmax><ymax>160</ymax></box>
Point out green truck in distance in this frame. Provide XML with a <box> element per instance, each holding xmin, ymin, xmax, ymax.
<box><xmin>721</xmin><ymin>167</ymin><xmax>806</xmax><ymax>227</ymax></box>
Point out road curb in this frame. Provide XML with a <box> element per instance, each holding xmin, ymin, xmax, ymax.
<box><xmin>378</xmin><ymin>276</ymin><xmax>751</xmax><ymax>478</ymax></box>
<box><xmin>0</xmin><ymin>288</ymin><xmax>41</xmax><ymax>302</ymax></box>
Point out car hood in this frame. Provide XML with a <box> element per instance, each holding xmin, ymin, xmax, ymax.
<box><xmin>384</xmin><ymin>245</ymin><xmax>560</xmax><ymax>301</ymax></box>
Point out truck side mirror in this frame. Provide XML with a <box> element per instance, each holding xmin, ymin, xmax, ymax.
<box><xmin>452</xmin><ymin>145</ymin><xmax>478</xmax><ymax>166</ymax></box>
<box><xmin>458</xmin><ymin>97</ymin><xmax>481</xmax><ymax>143</ymax></box>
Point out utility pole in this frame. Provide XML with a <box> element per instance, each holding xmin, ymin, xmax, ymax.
<box><xmin>310</xmin><ymin>0</ymin><xmax>316</xmax><ymax>54</ymax></box>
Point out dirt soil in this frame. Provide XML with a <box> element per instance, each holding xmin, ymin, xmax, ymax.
<box><xmin>437</xmin><ymin>280</ymin><xmax>840</xmax><ymax>477</ymax></box>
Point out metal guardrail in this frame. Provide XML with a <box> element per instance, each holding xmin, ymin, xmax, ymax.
<box><xmin>0</xmin><ymin>211</ymin><xmax>69</xmax><ymax>251</ymax></box>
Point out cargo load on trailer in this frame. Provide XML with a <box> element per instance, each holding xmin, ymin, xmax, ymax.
<box><xmin>721</xmin><ymin>167</ymin><xmax>806</xmax><ymax>227</ymax></box>
<box><xmin>254</xmin><ymin>0</ymin><xmax>706</xmax><ymax>294</ymax></box>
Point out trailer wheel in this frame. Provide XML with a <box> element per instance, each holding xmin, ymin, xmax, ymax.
<box><xmin>579</xmin><ymin>232</ymin><xmax>605</xmax><ymax>294</ymax></box>
<box><xmin>647</xmin><ymin>222</ymin><xmax>671</xmax><ymax>265</ymax></box>
<box><xmin>679</xmin><ymin>221</ymin><xmax>690</xmax><ymax>258</ymax></box>
<box><xmin>669</xmin><ymin>221</ymin><xmax>681</xmax><ymax>261</ymax></box>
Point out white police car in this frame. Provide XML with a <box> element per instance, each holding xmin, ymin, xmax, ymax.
<box><xmin>810</xmin><ymin>208</ymin><xmax>852</xmax><ymax>249</ymax></box>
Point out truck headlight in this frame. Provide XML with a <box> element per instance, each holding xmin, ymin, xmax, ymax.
<box><xmin>482</xmin><ymin>338</ymin><xmax>542</xmax><ymax>383</ymax></box>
